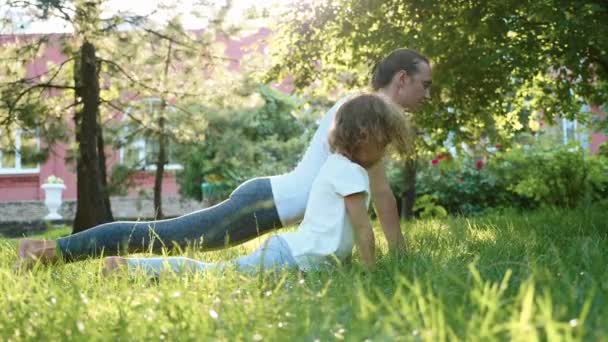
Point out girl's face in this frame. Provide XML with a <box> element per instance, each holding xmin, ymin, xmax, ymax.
<box><xmin>352</xmin><ymin>141</ymin><xmax>386</xmax><ymax>169</ymax></box>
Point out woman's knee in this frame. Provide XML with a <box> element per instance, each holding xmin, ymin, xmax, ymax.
<box><xmin>229</xmin><ymin>177</ymin><xmax>271</xmax><ymax>199</ymax></box>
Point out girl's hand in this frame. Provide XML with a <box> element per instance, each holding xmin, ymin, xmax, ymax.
<box><xmin>345</xmin><ymin>192</ymin><xmax>376</xmax><ymax>269</ymax></box>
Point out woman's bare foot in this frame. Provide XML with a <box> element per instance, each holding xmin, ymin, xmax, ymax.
<box><xmin>14</xmin><ymin>239</ymin><xmax>58</xmax><ymax>271</ymax></box>
<box><xmin>102</xmin><ymin>256</ymin><xmax>128</xmax><ymax>277</ymax></box>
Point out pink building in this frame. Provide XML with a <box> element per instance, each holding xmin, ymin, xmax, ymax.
<box><xmin>0</xmin><ymin>28</ymin><xmax>273</xmax><ymax>203</ymax></box>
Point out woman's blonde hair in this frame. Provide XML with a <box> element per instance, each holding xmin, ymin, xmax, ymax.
<box><xmin>328</xmin><ymin>94</ymin><xmax>412</xmax><ymax>159</ymax></box>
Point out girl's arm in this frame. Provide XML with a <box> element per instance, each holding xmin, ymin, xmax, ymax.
<box><xmin>367</xmin><ymin>161</ymin><xmax>406</xmax><ymax>253</ymax></box>
<box><xmin>345</xmin><ymin>192</ymin><xmax>376</xmax><ymax>270</ymax></box>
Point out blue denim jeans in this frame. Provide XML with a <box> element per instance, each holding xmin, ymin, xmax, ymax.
<box><xmin>125</xmin><ymin>235</ymin><xmax>297</xmax><ymax>277</ymax></box>
<box><xmin>58</xmin><ymin>178</ymin><xmax>283</xmax><ymax>261</ymax></box>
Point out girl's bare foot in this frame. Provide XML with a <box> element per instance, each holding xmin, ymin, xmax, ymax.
<box><xmin>102</xmin><ymin>256</ymin><xmax>128</xmax><ymax>277</ymax></box>
<box><xmin>14</xmin><ymin>239</ymin><xmax>58</xmax><ymax>271</ymax></box>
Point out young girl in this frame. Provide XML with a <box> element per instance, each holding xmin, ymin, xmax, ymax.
<box><xmin>103</xmin><ymin>93</ymin><xmax>410</xmax><ymax>276</ymax></box>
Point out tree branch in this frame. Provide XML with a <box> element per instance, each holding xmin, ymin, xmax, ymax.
<box><xmin>102</xmin><ymin>98</ymin><xmax>200</xmax><ymax>144</ymax></box>
<box><xmin>62</xmin><ymin>99</ymin><xmax>81</xmax><ymax>112</ymax></box>
<box><xmin>7</xmin><ymin>83</ymin><xmax>76</xmax><ymax>116</ymax></box>
<box><xmin>33</xmin><ymin>56</ymin><xmax>74</xmax><ymax>87</ymax></box>
<box><xmin>98</xmin><ymin>57</ymin><xmax>202</xmax><ymax>98</ymax></box>
<box><xmin>54</xmin><ymin>4</ymin><xmax>74</xmax><ymax>22</ymax></box>
<box><xmin>100</xmin><ymin>13</ymin><xmax>153</xmax><ymax>33</ymax></box>
<box><xmin>0</xmin><ymin>57</ymin><xmax>75</xmax><ymax>87</ymax></box>
<box><xmin>120</xmin><ymin>18</ymin><xmax>238</xmax><ymax>63</ymax></box>
<box><xmin>170</xmin><ymin>103</ymin><xmax>198</xmax><ymax>118</ymax></box>
<box><xmin>7</xmin><ymin>0</ymin><xmax>74</xmax><ymax>22</ymax></box>
<box><xmin>99</xmin><ymin>98</ymin><xmax>147</xmax><ymax>129</ymax></box>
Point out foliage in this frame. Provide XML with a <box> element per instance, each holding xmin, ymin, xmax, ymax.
<box><xmin>2</xmin><ymin>204</ymin><xmax>607</xmax><ymax>339</ymax></box>
<box><xmin>593</xmin><ymin>106</ymin><xmax>608</xmax><ymax>136</ymax></box>
<box><xmin>598</xmin><ymin>143</ymin><xmax>608</xmax><ymax>158</ymax></box>
<box><xmin>412</xmin><ymin>194</ymin><xmax>448</xmax><ymax>219</ymax></box>
<box><xmin>176</xmin><ymin>86</ymin><xmax>313</xmax><ymax>201</ymax></box>
<box><xmin>106</xmin><ymin>164</ymin><xmax>138</xmax><ymax>197</ymax></box>
<box><xmin>399</xmin><ymin>140</ymin><xmax>608</xmax><ymax>215</ymax></box>
<box><xmin>242</xmin><ymin>85</ymin><xmax>305</xmax><ymax>141</ymax></box>
<box><xmin>264</xmin><ymin>0</ymin><xmax>608</xmax><ymax>219</ymax></box>
<box><xmin>266</xmin><ymin>0</ymin><xmax>608</xmax><ymax>148</ymax></box>
<box><xmin>44</xmin><ymin>175</ymin><xmax>64</xmax><ymax>184</ymax></box>
<box><xmin>401</xmin><ymin>155</ymin><xmax>526</xmax><ymax>216</ymax></box>
<box><xmin>491</xmin><ymin>143</ymin><xmax>608</xmax><ymax>209</ymax></box>
<box><xmin>101</xmin><ymin>17</ymin><xmax>229</xmax><ymax>150</ymax></box>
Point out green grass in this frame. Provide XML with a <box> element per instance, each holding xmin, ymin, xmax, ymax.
<box><xmin>1</xmin><ymin>203</ymin><xmax>607</xmax><ymax>341</ymax></box>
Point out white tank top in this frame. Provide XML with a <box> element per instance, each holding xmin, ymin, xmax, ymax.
<box><xmin>269</xmin><ymin>96</ymin><xmax>351</xmax><ymax>226</ymax></box>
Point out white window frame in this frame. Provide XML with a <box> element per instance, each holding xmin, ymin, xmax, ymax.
<box><xmin>561</xmin><ymin>105</ymin><xmax>590</xmax><ymax>150</ymax></box>
<box><xmin>0</xmin><ymin>128</ymin><xmax>40</xmax><ymax>175</ymax></box>
<box><xmin>119</xmin><ymin>98</ymin><xmax>183</xmax><ymax>171</ymax></box>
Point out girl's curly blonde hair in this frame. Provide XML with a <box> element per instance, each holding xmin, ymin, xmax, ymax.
<box><xmin>328</xmin><ymin>94</ymin><xmax>413</xmax><ymax>160</ymax></box>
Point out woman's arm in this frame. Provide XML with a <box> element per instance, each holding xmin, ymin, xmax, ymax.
<box><xmin>367</xmin><ymin>162</ymin><xmax>406</xmax><ymax>253</ymax></box>
<box><xmin>345</xmin><ymin>192</ymin><xmax>376</xmax><ymax>270</ymax></box>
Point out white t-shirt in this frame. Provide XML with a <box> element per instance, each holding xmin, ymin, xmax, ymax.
<box><xmin>269</xmin><ymin>96</ymin><xmax>352</xmax><ymax>226</ymax></box>
<box><xmin>278</xmin><ymin>153</ymin><xmax>370</xmax><ymax>271</ymax></box>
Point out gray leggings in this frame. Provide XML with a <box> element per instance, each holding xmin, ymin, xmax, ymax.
<box><xmin>125</xmin><ymin>235</ymin><xmax>297</xmax><ymax>276</ymax></box>
<box><xmin>56</xmin><ymin>178</ymin><xmax>283</xmax><ymax>262</ymax></box>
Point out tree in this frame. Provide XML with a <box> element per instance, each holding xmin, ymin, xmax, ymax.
<box><xmin>176</xmin><ymin>84</ymin><xmax>310</xmax><ymax>201</ymax></box>
<box><xmin>0</xmin><ymin>0</ymin><xmax>234</xmax><ymax>231</ymax></box>
<box><xmin>266</xmin><ymin>0</ymin><xmax>608</xmax><ymax>217</ymax></box>
<box><xmin>102</xmin><ymin>16</ymin><xmax>231</xmax><ymax>219</ymax></box>
<box><xmin>1</xmin><ymin>0</ymin><xmax>117</xmax><ymax>231</ymax></box>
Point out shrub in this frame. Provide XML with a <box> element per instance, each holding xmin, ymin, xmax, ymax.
<box><xmin>411</xmin><ymin>155</ymin><xmax>525</xmax><ymax>216</ymax></box>
<box><xmin>490</xmin><ymin>143</ymin><xmax>608</xmax><ymax>208</ymax></box>
<box><xmin>176</xmin><ymin>86</ymin><xmax>314</xmax><ymax>201</ymax></box>
<box><xmin>396</xmin><ymin>141</ymin><xmax>608</xmax><ymax>217</ymax></box>
<box><xmin>412</xmin><ymin>194</ymin><xmax>448</xmax><ymax>219</ymax></box>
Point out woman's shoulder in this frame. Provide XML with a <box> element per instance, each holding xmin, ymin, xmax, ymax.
<box><xmin>320</xmin><ymin>94</ymin><xmax>359</xmax><ymax>121</ymax></box>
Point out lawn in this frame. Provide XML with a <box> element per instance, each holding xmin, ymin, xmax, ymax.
<box><xmin>1</xmin><ymin>203</ymin><xmax>606</xmax><ymax>341</ymax></box>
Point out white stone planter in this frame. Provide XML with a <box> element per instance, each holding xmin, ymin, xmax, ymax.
<box><xmin>41</xmin><ymin>183</ymin><xmax>66</xmax><ymax>220</ymax></box>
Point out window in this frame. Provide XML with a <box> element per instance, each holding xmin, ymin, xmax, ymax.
<box><xmin>561</xmin><ymin>105</ymin><xmax>590</xmax><ymax>149</ymax></box>
<box><xmin>119</xmin><ymin>99</ymin><xmax>183</xmax><ymax>171</ymax></box>
<box><xmin>0</xmin><ymin>128</ymin><xmax>40</xmax><ymax>174</ymax></box>
<box><xmin>561</xmin><ymin>117</ymin><xmax>577</xmax><ymax>144</ymax></box>
<box><xmin>119</xmin><ymin>137</ymin><xmax>182</xmax><ymax>170</ymax></box>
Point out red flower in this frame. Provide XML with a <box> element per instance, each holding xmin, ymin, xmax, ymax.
<box><xmin>495</xmin><ymin>143</ymin><xmax>502</xmax><ymax>149</ymax></box>
<box><xmin>431</xmin><ymin>159</ymin><xmax>439</xmax><ymax>166</ymax></box>
<box><xmin>475</xmin><ymin>160</ymin><xmax>484</xmax><ymax>171</ymax></box>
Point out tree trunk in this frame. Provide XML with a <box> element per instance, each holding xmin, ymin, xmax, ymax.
<box><xmin>152</xmin><ymin>42</ymin><xmax>173</xmax><ymax>219</ymax></box>
<box><xmin>153</xmin><ymin>114</ymin><xmax>166</xmax><ymax>219</ymax></box>
<box><xmin>73</xmin><ymin>41</ymin><xmax>113</xmax><ymax>233</ymax></box>
<box><xmin>97</xmin><ymin>119</ymin><xmax>114</xmax><ymax>221</ymax></box>
<box><xmin>400</xmin><ymin>158</ymin><xmax>417</xmax><ymax>219</ymax></box>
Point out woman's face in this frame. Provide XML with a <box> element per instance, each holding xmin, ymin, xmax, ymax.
<box><xmin>394</xmin><ymin>62</ymin><xmax>432</xmax><ymax>111</ymax></box>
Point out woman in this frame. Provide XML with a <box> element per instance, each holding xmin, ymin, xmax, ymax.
<box><xmin>15</xmin><ymin>48</ymin><xmax>432</xmax><ymax>268</ymax></box>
